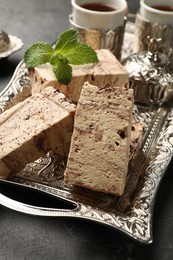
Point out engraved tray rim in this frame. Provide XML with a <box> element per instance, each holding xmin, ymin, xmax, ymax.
<box><xmin>0</xmin><ymin>27</ymin><xmax>173</xmax><ymax>244</ymax></box>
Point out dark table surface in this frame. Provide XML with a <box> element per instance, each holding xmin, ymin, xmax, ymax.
<box><xmin>1</xmin><ymin>1</ymin><xmax>173</xmax><ymax>259</ymax></box>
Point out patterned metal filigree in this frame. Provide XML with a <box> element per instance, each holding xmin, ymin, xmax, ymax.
<box><xmin>134</xmin><ymin>13</ymin><xmax>173</xmax><ymax>60</ymax></box>
<box><xmin>123</xmin><ymin>36</ymin><xmax>173</xmax><ymax>106</ymax></box>
<box><xmin>0</xmin><ymin>61</ymin><xmax>31</xmax><ymax>112</ymax></box>
<box><xmin>1</xmin><ymin>26</ymin><xmax>173</xmax><ymax>244</ymax></box>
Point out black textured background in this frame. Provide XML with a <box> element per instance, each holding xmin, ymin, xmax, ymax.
<box><xmin>1</xmin><ymin>1</ymin><xmax>173</xmax><ymax>259</ymax></box>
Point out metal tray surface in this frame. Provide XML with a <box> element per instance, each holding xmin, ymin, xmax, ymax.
<box><xmin>0</xmin><ymin>28</ymin><xmax>173</xmax><ymax>244</ymax></box>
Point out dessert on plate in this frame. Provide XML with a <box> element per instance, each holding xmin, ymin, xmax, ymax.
<box><xmin>64</xmin><ymin>81</ymin><xmax>134</xmax><ymax>196</ymax></box>
<box><xmin>0</xmin><ymin>30</ymin><xmax>144</xmax><ymax>196</ymax></box>
<box><xmin>29</xmin><ymin>49</ymin><xmax>129</xmax><ymax>104</ymax></box>
<box><xmin>0</xmin><ymin>29</ymin><xmax>10</xmax><ymax>52</ymax></box>
<box><xmin>0</xmin><ymin>87</ymin><xmax>75</xmax><ymax>179</ymax></box>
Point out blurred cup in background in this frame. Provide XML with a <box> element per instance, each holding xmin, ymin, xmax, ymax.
<box><xmin>70</xmin><ymin>0</ymin><xmax>128</xmax><ymax>60</ymax></box>
<box><xmin>134</xmin><ymin>0</ymin><xmax>173</xmax><ymax>58</ymax></box>
<box><xmin>71</xmin><ymin>0</ymin><xmax>128</xmax><ymax>30</ymax></box>
<box><xmin>140</xmin><ymin>0</ymin><xmax>173</xmax><ymax>25</ymax></box>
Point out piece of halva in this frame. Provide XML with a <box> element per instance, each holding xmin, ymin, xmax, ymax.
<box><xmin>30</xmin><ymin>49</ymin><xmax>129</xmax><ymax>103</ymax></box>
<box><xmin>0</xmin><ymin>87</ymin><xmax>76</xmax><ymax>179</ymax></box>
<box><xmin>64</xmin><ymin>82</ymin><xmax>134</xmax><ymax>196</ymax></box>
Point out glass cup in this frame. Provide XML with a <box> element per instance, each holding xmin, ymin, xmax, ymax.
<box><xmin>69</xmin><ymin>0</ymin><xmax>128</xmax><ymax>60</ymax></box>
<box><xmin>134</xmin><ymin>0</ymin><xmax>173</xmax><ymax>59</ymax></box>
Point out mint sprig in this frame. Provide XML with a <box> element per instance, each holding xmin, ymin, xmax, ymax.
<box><xmin>24</xmin><ymin>30</ymin><xmax>98</xmax><ymax>85</ymax></box>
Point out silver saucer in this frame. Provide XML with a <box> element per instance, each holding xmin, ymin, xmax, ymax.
<box><xmin>0</xmin><ymin>34</ymin><xmax>24</xmax><ymax>59</ymax></box>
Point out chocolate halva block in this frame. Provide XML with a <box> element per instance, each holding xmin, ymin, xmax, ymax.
<box><xmin>0</xmin><ymin>87</ymin><xmax>76</xmax><ymax>179</ymax></box>
<box><xmin>64</xmin><ymin>82</ymin><xmax>134</xmax><ymax>196</ymax></box>
<box><xmin>30</xmin><ymin>49</ymin><xmax>129</xmax><ymax>103</ymax></box>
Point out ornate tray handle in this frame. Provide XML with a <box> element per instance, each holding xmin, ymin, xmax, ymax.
<box><xmin>0</xmin><ymin>181</ymin><xmax>80</xmax><ymax>217</ymax></box>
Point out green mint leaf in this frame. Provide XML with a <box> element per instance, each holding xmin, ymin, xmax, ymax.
<box><xmin>50</xmin><ymin>53</ymin><xmax>68</xmax><ymax>65</ymax></box>
<box><xmin>24</xmin><ymin>42</ymin><xmax>54</xmax><ymax>68</ymax></box>
<box><xmin>52</xmin><ymin>60</ymin><xmax>72</xmax><ymax>85</ymax></box>
<box><xmin>64</xmin><ymin>42</ymin><xmax>99</xmax><ymax>65</ymax></box>
<box><xmin>24</xmin><ymin>29</ymin><xmax>99</xmax><ymax>85</ymax></box>
<box><xmin>54</xmin><ymin>30</ymin><xmax>79</xmax><ymax>53</ymax></box>
<box><xmin>54</xmin><ymin>30</ymin><xmax>98</xmax><ymax>65</ymax></box>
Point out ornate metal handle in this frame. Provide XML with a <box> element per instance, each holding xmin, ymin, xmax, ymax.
<box><xmin>0</xmin><ymin>192</ymin><xmax>81</xmax><ymax>216</ymax></box>
<box><xmin>0</xmin><ymin>179</ymin><xmax>80</xmax><ymax>217</ymax></box>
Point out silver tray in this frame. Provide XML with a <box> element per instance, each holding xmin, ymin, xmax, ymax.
<box><xmin>0</xmin><ymin>26</ymin><xmax>173</xmax><ymax>244</ymax></box>
<box><xmin>0</xmin><ymin>34</ymin><xmax>24</xmax><ymax>59</ymax></box>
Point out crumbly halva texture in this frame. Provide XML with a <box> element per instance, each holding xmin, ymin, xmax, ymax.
<box><xmin>0</xmin><ymin>87</ymin><xmax>76</xmax><ymax>179</ymax></box>
<box><xmin>29</xmin><ymin>49</ymin><xmax>129</xmax><ymax>103</ymax></box>
<box><xmin>129</xmin><ymin>122</ymin><xmax>144</xmax><ymax>162</ymax></box>
<box><xmin>64</xmin><ymin>82</ymin><xmax>134</xmax><ymax>196</ymax></box>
